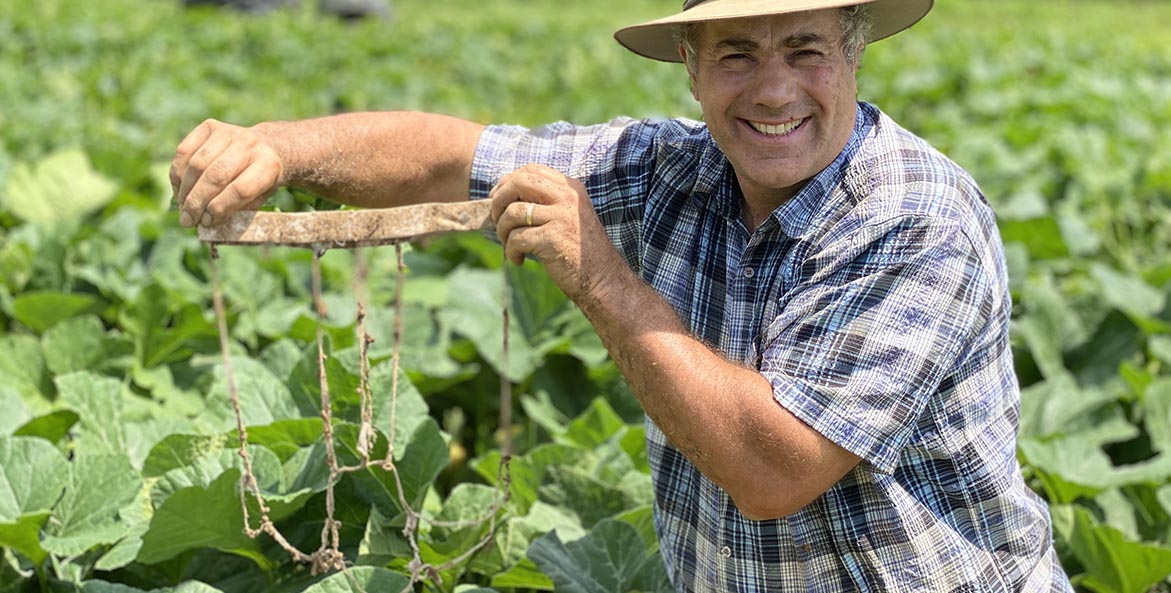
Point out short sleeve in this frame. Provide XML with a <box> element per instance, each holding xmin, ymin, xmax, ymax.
<box><xmin>760</xmin><ymin>217</ymin><xmax>994</xmax><ymax>474</ymax></box>
<box><xmin>470</xmin><ymin>118</ymin><xmax>641</xmax><ymax>200</ymax></box>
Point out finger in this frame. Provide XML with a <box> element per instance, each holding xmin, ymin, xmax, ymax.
<box><xmin>170</xmin><ymin>120</ymin><xmax>215</xmax><ymax>205</ymax></box>
<box><xmin>199</xmin><ymin>157</ymin><xmax>282</xmax><ymax>227</ymax></box>
<box><xmin>495</xmin><ymin>200</ymin><xmax>541</xmax><ymax>245</ymax></box>
<box><xmin>502</xmin><ymin>225</ymin><xmax>537</xmax><ymax>266</ymax></box>
<box><xmin>489</xmin><ymin>169</ymin><xmax>567</xmax><ymax>222</ymax></box>
<box><xmin>178</xmin><ymin>132</ymin><xmax>234</xmax><ymax>227</ymax></box>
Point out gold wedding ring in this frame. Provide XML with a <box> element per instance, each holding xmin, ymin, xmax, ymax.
<box><xmin>524</xmin><ymin>202</ymin><xmax>534</xmax><ymax>226</ymax></box>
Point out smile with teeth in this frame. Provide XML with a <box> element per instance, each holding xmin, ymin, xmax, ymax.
<box><xmin>748</xmin><ymin>118</ymin><xmax>805</xmax><ymax>137</ymax></box>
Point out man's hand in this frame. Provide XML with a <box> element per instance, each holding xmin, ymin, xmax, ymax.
<box><xmin>170</xmin><ymin>118</ymin><xmax>284</xmax><ymax>228</ymax></box>
<box><xmin>488</xmin><ymin>164</ymin><xmax>626</xmax><ymax>303</ymax></box>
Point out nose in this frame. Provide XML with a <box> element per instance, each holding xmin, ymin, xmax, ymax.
<box><xmin>747</xmin><ymin>56</ymin><xmax>799</xmax><ymax>110</ymax></box>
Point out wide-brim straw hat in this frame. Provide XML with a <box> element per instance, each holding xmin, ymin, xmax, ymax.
<box><xmin>615</xmin><ymin>0</ymin><xmax>934</xmax><ymax>62</ymax></box>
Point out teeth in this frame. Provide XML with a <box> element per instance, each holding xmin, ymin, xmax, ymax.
<box><xmin>750</xmin><ymin>119</ymin><xmax>802</xmax><ymax>136</ymax></box>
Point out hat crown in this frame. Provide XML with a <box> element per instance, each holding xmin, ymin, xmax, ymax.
<box><xmin>616</xmin><ymin>0</ymin><xmax>934</xmax><ymax>63</ymax></box>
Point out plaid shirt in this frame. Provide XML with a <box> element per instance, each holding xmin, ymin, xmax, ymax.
<box><xmin>470</xmin><ymin>103</ymin><xmax>1073</xmax><ymax>592</ymax></box>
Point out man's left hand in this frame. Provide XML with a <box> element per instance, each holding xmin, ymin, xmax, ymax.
<box><xmin>489</xmin><ymin>164</ymin><xmax>624</xmax><ymax>304</ymax></box>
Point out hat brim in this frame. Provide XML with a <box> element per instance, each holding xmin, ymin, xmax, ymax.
<box><xmin>614</xmin><ymin>0</ymin><xmax>933</xmax><ymax>62</ymax></box>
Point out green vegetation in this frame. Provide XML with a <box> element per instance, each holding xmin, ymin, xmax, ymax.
<box><xmin>2</xmin><ymin>0</ymin><xmax>1171</xmax><ymax>591</ymax></box>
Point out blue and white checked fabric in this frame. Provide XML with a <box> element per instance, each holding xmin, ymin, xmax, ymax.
<box><xmin>470</xmin><ymin>103</ymin><xmax>1073</xmax><ymax>592</ymax></box>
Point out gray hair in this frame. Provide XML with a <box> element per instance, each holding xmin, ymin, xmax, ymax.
<box><xmin>676</xmin><ymin>5</ymin><xmax>874</xmax><ymax>74</ymax></box>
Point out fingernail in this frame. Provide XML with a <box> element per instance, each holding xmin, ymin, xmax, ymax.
<box><xmin>200</xmin><ymin>211</ymin><xmax>213</xmax><ymax>227</ymax></box>
<box><xmin>179</xmin><ymin>211</ymin><xmax>193</xmax><ymax>227</ymax></box>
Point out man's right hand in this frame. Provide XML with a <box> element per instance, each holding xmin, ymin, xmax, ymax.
<box><xmin>170</xmin><ymin>118</ymin><xmax>284</xmax><ymax>228</ymax></box>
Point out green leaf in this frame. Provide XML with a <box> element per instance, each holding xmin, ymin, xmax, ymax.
<box><xmin>342</xmin><ymin>419</ymin><xmax>449</xmax><ymax>518</ymax></box>
<box><xmin>1145</xmin><ymin>379</ymin><xmax>1171</xmax><ymax>455</ymax></box>
<box><xmin>56</xmin><ymin>371</ymin><xmax>127</xmax><ymax>456</ymax></box>
<box><xmin>202</xmin><ymin>356</ymin><xmax>303</xmax><ymax>432</ymax></box>
<box><xmin>1091</xmin><ymin>264</ymin><xmax>1168</xmax><ymax>333</ymax></box>
<box><xmin>539</xmin><ymin>465</ymin><xmax>643</xmax><ymax>529</ymax></box>
<box><xmin>999</xmin><ymin>217</ymin><xmax>1068</xmax><ymax>260</ymax></box>
<box><xmin>439</xmin><ymin>266</ymin><xmax>538</xmax><ymax>381</ymax></box>
<box><xmin>42</xmin><ymin>315</ymin><xmax>116</xmax><ymax>375</ymax></box>
<box><xmin>79</xmin><ymin>580</ymin><xmax>226</xmax><ymax>593</ymax></box>
<box><xmin>357</xmin><ymin>504</ymin><xmax>412</xmax><ymax>565</ymax></box>
<box><xmin>245</xmin><ymin>418</ymin><xmax>324</xmax><ymax>463</ymax></box>
<box><xmin>474</xmin><ymin>443</ymin><xmax>584</xmax><ymax>514</ymax></box>
<box><xmin>1</xmin><ymin>148</ymin><xmax>118</xmax><ymax>225</ymax></box>
<box><xmin>473</xmin><ymin>500</ymin><xmax>585</xmax><ymax>578</ymax></box>
<box><xmin>0</xmin><ymin>436</ymin><xmax>69</xmax><ymax>565</ymax></box>
<box><xmin>429</xmin><ymin>483</ymin><xmax>501</xmax><ymax>557</ymax></box>
<box><xmin>13</xmin><ymin>410</ymin><xmax>80</xmax><ymax>444</ymax></box>
<box><xmin>1017</xmin><ymin>372</ymin><xmax>1119</xmax><ymax>441</ymax></box>
<box><xmin>298</xmin><ymin>566</ymin><xmax>410</xmax><ymax>593</ymax></box>
<box><xmin>490</xmin><ymin>558</ymin><xmax>555</xmax><ymax>591</ymax></box>
<box><xmin>0</xmin><ymin>388</ymin><xmax>31</xmax><ymax>436</ymax></box>
<box><xmin>0</xmin><ymin>334</ymin><xmax>48</xmax><ymax>400</ymax></box>
<box><xmin>527</xmin><ymin>518</ymin><xmax>672</xmax><ymax>593</ymax></box>
<box><xmin>42</xmin><ymin>453</ymin><xmax>142</xmax><ymax>557</ymax></box>
<box><xmin>11</xmin><ymin>290</ymin><xmax>104</xmax><ymax>334</ymax></box>
<box><xmin>1021</xmin><ymin>430</ymin><xmax>1171</xmax><ymax>504</ymax></box>
<box><xmin>1052</xmin><ymin>504</ymin><xmax>1171</xmax><ymax>593</ymax></box>
<box><xmin>0</xmin><ymin>512</ymin><xmax>52</xmax><ymax>567</ymax></box>
<box><xmin>136</xmin><ymin>468</ymin><xmax>269</xmax><ymax>569</ymax></box>
<box><xmin>0</xmin><ymin>437</ymin><xmax>71</xmax><ymax>520</ymax></box>
<box><xmin>561</xmin><ymin>398</ymin><xmax>625</xmax><ymax>449</ymax></box>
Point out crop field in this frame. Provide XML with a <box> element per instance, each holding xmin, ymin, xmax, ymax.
<box><xmin>1</xmin><ymin>0</ymin><xmax>1171</xmax><ymax>591</ymax></box>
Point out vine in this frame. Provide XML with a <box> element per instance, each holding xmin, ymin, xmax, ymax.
<box><xmin>206</xmin><ymin>239</ymin><xmax>514</xmax><ymax>592</ymax></box>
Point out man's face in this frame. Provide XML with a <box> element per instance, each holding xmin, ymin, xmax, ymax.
<box><xmin>685</xmin><ymin>9</ymin><xmax>859</xmax><ymax>207</ymax></box>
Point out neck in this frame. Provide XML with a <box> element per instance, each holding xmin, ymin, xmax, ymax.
<box><xmin>740</xmin><ymin>185</ymin><xmax>799</xmax><ymax>233</ymax></box>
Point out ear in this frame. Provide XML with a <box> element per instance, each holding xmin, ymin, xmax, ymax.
<box><xmin>679</xmin><ymin>44</ymin><xmax>700</xmax><ymax>101</ymax></box>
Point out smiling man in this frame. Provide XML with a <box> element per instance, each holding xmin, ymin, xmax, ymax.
<box><xmin>171</xmin><ymin>0</ymin><xmax>1074</xmax><ymax>590</ymax></box>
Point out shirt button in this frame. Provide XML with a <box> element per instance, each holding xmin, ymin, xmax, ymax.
<box><xmin>743</xmin><ymin>267</ymin><xmax>755</xmax><ymax>279</ymax></box>
<box><xmin>720</xmin><ymin>546</ymin><xmax>732</xmax><ymax>559</ymax></box>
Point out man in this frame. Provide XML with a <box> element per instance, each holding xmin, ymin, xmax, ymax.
<box><xmin>171</xmin><ymin>0</ymin><xmax>1073</xmax><ymax>590</ymax></box>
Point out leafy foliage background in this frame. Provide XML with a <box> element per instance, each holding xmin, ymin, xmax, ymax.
<box><xmin>1</xmin><ymin>0</ymin><xmax>1171</xmax><ymax>592</ymax></box>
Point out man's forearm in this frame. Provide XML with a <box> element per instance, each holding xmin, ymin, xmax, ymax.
<box><xmin>253</xmin><ymin>111</ymin><xmax>485</xmax><ymax>208</ymax></box>
<box><xmin>576</xmin><ymin>259</ymin><xmax>861</xmax><ymax>520</ymax></box>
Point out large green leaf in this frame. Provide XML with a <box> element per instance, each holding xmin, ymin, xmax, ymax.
<box><xmin>474</xmin><ymin>443</ymin><xmax>585</xmax><ymax>514</ymax></box>
<box><xmin>472</xmin><ymin>500</ymin><xmax>585</xmax><ymax>581</ymax></box>
<box><xmin>0</xmin><ymin>389</ymin><xmax>31</xmax><ymax>437</ymax></box>
<box><xmin>56</xmin><ymin>371</ymin><xmax>128</xmax><ymax>456</ymax></box>
<box><xmin>1052</xmin><ymin>504</ymin><xmax>1171</xmax><ymax>593</ymax></box>
<box><xmin>42</xmin><ymin>314</ymin><xmax>125</xmax><ymax>375</ymax></box>
<box><xmin>538</xmin><ymin>465</ymin><xmax>648</xmax><ymax>529</ymax></box>
<box><xmin>202</xmin><ymin>356</ymin><xmax>303</xmax><ymax>432</ymax></box>
<box><xmin>11</xmin><ymin>290</ymin><xmax>105</xmax><ymax>334</ymax></box>
<box><xmin>339</xmin><ymin>419</ymin><xmax>448</xmax><ymax>518</ymax></box>
<box><xmin>1144</xmin><ymin>379</ymin><xmax>1171</xmax><ymax>454</ymax></box>
<box><xmin>527</xmin><ymin>518</ymin><xmax>672</xmax><ymax>593</ymax></box>
<box><xmin>41</xmin><ymin>453</ymin><xmax>142</xmax><ymax>557</ymax></box>
<box><xmin>0</xmin><ymin>436</ymin><xmax>70</xmax><ymax>565</ymax></box>
<box><xmin>1</xmin><ymin>148</ymin><xmax>118</xmax><ymax>225</ymax></box>
<box><xmin>296</xmin><ymin>566</ymin><xmax>410</xmax><ymax>593</ymax></box>
<box><xmin>561</xmin><ymin>398</ymin><xmax>626</xmax><ymax>449</ymax></box>
<box><xmin>79</xmin><ymin>580</ymin><xmax>226</xmax><ymax>593</ymax></box>
<box><xmin>1019</xmin><ymin>417</ymin><xmax>1171</xmax><ymax>504</ymax></box>
<box><xmin>428</xmin><ymin>483</ymin><xmax>501</xmax><ymax>558</ymax></box>
<box><xmin>1090</xmin><ymin>264</ymin><xmax>1168</xmax><ymax>334</ymax></box>
<box><xmin>0</xmin><ymin>334</ymin><xmax>48</xmax><ymax>401</ymax></box>
<box><xmin>439</xmin><ymin>266</ymin><xmax>539</xmax><ymax>381</ymax></box>
<box><xmin>136</xmin><ymin>468</ymin><xmax>270</xmax><ymax>570</ymax></box>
